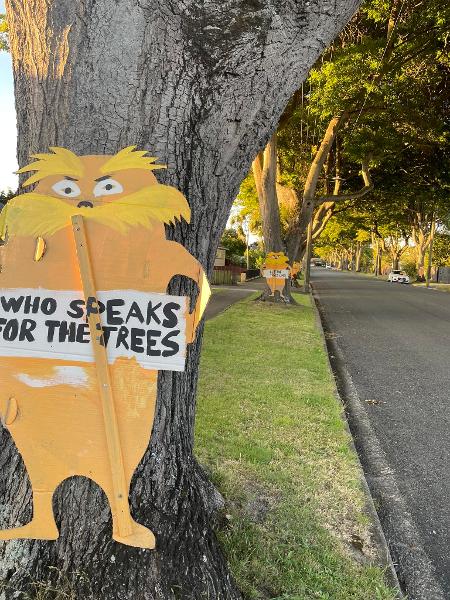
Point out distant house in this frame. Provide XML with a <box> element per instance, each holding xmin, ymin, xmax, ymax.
<box><xmin>215</xmin><ymin>246</ymin><xmax>226</xmax><ymax>267</ymax></box>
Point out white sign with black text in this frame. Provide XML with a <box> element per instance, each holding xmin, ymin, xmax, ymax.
<box><xmin>262</xmin><ymin>269</ymin><xmax>290</xmax><ymax>279</ymax></box>
<box><xmin>0</xmin><ymin>288</ymin><xmax>188</xmax><ymax>371</ymax></box>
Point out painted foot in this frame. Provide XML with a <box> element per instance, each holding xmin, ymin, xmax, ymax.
<box><xmin>113</xmin><ymin>521</ymin><xmax>155</xmax><ymax>550</ymax></box>
<box><xmin>0</xmin><ymin>520</ymin><xmax>59</xmax><ymax>541</ymax></box>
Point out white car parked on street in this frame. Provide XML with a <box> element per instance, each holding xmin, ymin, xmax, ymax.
<box><xmin>388</xmin><ymin>269</ymin><xmax>410</xmax><ymax>284</ymax></box>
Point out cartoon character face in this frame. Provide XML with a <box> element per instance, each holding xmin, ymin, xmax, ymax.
<box><xmin>2</xmin><ymin>147</ymin><xmax>191</xmax><ymax>238</ymax></box>
<box><xmin>263</xmin><ymin>251</ymin><xmax>290</xmax><ymax>269</ymax></box>
<box><xmin>23</xmin><ymin>148</ymin><xmax>161</xmax><ymax>210</ymax></box>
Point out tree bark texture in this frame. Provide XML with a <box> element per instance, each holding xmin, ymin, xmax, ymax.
<box><xmin>2</xmin><ymin>1</ymin><xmax>360</xmax><ymax>598</ymax></box>
<box><xmin>355</xmin><ymin>242</ymin><xmax>362</xmax><ymax>272</ymax></box>
<box><xmin>286</xmin><ymin>112</ymin><xmax>347</xmax><ymax>261</ymax></box>
<box><xmin>253</xmin><ymin>138</ymin><xmax>294</xmax><ymax>302</ymax></box>
<box><xmin>253</xmin><ymin>135</ymin><xmax>283</xmax><ymax>253</ymax></box>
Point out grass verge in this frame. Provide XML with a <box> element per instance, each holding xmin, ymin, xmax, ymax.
<box><xmin>413</xmin><ymin>282</ymin><xmax>450</xmax><ymax>292</ymax></box>
<box><xmin>195</xmin><ymin>294</ymin><xmax>397</xmax><ymax>600</ymax></box>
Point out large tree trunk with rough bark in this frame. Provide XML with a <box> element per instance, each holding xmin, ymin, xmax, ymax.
<box><xmin>1</xmin><ymin>1</ymin><xmax>360</xmax><ymax>597</ymax></box>
<box><xmin>253</xmin><ymin>136</ymin><xmax>283</xmax><ymax>254</ymax></box>
<box><xmin>253</xmin><ymin>137</ymin><xmax>295</xmax><ymax>303</ymax></box>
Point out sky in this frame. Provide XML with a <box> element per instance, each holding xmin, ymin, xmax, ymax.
<box><xmin>0</xmin><ymin>0</ymin><xmax>18</xmax><ymax>191</ymax></box>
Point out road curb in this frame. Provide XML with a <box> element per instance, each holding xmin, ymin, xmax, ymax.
<box><xmin>310</xmin><ymin>285</ymin><xmax>446</xmax><ymax>600</ymax></box>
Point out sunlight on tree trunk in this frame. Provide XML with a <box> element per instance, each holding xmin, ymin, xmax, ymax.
<box><xmin>253</xmin><ymin>137</ymin><xmax>295</xmax><ymax>303</ymax></box>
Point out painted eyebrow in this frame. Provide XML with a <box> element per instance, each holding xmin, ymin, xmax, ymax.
<box><xmin>64</xmin><ymin>176</ymin><xmax>78</xmax><ymax>181</ymax></box>
<box><xmin>94</xmin><ymin>175</ymin><xmax>112</xmax><ymax>182</ymax></box>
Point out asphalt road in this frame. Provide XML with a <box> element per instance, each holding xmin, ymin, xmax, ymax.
<box><xmin>312</xmin><ymin>268</ymin><xmax>450</xmax><ymax>598</ymax></box>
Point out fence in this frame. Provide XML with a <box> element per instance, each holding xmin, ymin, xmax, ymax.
<box><xmin>437</xmin><ymin>267</ymin><xmax>450</xmax><ymax>284</ymax></box>
<box><xmin>211</xmin><ymin>269</ymin><xmax>238</xmax><ymax>285</ymax></box>
<box><xmin>212</xmin><ymin>266</ymin><xmax>262</xmax><ymax>285</ymax></box>
<box><xmin>245</xmin><ymin>269</ymin><xmax>261</xmax><ymax>280</ymax></box>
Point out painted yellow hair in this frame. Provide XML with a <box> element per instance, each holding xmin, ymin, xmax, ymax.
<box><xmin>17</xmin><ymin>146</ymin><xmax>166</xmax><ymax>187</ymax></box>
<box><xmin>100</xmin><ymin>146</ymin><xmax>166</xmax><ymax>175</ymax></box>
<box><xmin>17</xmin><ymin>147</ymin><xmax>84</xmax><ymax>187</ymax></box>
<box><xmin>264</xmin><ymin>252</ymin><xmax>290</xmax><ymax>269</ymax></box>
<box><xmin>0</xmin><ymin>185</ymin><xmax>190</xmax><ymax>238</ymax></box>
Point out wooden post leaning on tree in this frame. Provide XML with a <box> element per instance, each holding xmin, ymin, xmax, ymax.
<box><xmin>71</xmin><ymin>214</ymin><xmax>133</xmax><ymax>539</ymax></box>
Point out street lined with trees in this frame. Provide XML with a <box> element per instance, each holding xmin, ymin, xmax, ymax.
<box><xmin>0</xmin><ymin>0</ymin><xmax>449</xmax><ymax>598</ymax></box>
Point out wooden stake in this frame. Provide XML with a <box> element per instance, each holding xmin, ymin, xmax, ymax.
<box><xmin>71</xmin><ymin>215</ymin><xmax>132</xmax><ymax>537</ymax></box>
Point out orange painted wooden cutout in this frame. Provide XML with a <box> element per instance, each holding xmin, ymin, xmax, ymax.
<box><xmin>0</xmin><ymin>147</ymin><xmax>211</xmax><ymax>549</ymax></box>
<box><xmin>261</xmin><ymin>252</ymin><xmax>291</xmax><ymax>299</ymax></box>
<box><xmin>291</xmin><ymin>262</ymin><xmax>301</xmax><ymax>279</ymax></box>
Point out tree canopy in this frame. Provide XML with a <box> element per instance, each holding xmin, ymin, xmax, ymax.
<box><xmin>235</xmin><ymin>0</ymin><xmax>450</xmax><ymax>277</ymax></box>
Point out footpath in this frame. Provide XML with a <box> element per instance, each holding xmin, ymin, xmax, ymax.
<box><xmin>204</xmin><ymin>278</ymin><xmax>266</xmax><ymax>320</ymax></box>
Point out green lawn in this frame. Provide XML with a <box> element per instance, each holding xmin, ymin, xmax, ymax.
<box><xmin>195</xmin><ymin>294</ymin><xmax>397</xmax><ymax>600</ymax></box>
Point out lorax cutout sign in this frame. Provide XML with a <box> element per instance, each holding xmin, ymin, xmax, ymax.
<box><xmin>261</xmin><ymin>252</ymin><xmax>291</xmax><ymax>300</ymax></box>
<box><xmin>0</xmin><ymin>146</ymin><xmax>211</xmax><ymax>549</ymax></box>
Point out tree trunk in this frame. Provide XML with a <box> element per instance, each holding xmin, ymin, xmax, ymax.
<box><xmin>377</xmin><ymin>249</ymin><xmax>383</xmax><ymax>276</ymax></box>
<box><xmin>355</xmin><ymin>242</ymin><xmax>362</xmax><ymax>272</ymax></box>
<box><xmin>2</xmin><ymin>0</ymin><xmax>360</xmax><ymax>597</ymax></box>
<box><xmin>287</xmin><ymin>112</ymin><xmax>347</xmax><ymax>261</ymax></box>
<box><xmin>416</xmin><ymin>243</ymin><xmax>427</xmax><ymax>281</ymax></box>
<box><xmin>373</xmin><ymin>246</ymin><xmax>379</xmax><ymax>276</ymax></box>
<box><xmin>412</xmin><ymin>218</ymin><xmax>433</xmax><ymax>282</ymax></box>
<box><xmin>426</xmin><ymin>219</ymin><xmax>436</xmax><ymax>287</ymax></box>
<box><xmin>253</xmin><ymin>138</ymin><xmax>294</xmax><ymax>303</ymax></box>
<box><xmin>303</xmin><ymin>219</ymin><xmax>313</xmax><ymax>292</ymax></box>
<box><xmin>392</xmin><ymin>254</ymin><xmax>400</xmax><ymax>270</ymax></box>
<box><xmin>253</xmin><ymin>135</ymin><xmax>283</xmax><ymax>253</ymax></box>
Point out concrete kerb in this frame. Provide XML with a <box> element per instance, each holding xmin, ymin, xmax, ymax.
<box><xmin>309</xmin><ymin>285</ymin><xmax>403</xmax><ymax>598</ymax></box>
<box><xmin>310</xmin><ymin>284</ymin><xmax>446</xmax><ymax>600</ymax></box>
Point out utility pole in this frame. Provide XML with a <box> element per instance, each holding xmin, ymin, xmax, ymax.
<box><xmin>240</xmin><ymin>216</ymin><xmax>250</xmax><ymax>271</ymax></box>
<box><xmin>303</xmin><ymin>219</ymin><xmax>313</xmax><ymax>293</ymax></box>
<box><xmin>246</xmin><ymin>221</ymin><xmax>250</xmax><ymax>271</ymax></box>
<box><xmin>426</xmin><ymin>218</ymin><xmax>436</xmax><ymax>288</ymax></box>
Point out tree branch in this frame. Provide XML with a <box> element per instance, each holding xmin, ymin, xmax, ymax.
<box><xmin>316</xmin><ymin>159</ymin><xmax>373</xmax><ymax>204</ymax></box>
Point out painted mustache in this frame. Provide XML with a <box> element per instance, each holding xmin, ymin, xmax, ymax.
<box><xmin>0</xmin><ymin>185</ymin><xmax>191</xmax><ymax>238</ymax></box>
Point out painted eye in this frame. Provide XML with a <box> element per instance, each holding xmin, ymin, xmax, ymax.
<box><xmin>93</xmin><ymin>178</ymin><xmax>123</xmax><ymax>197</ymax></box>
<box><xmin>52</xmin><ymin>179</ymin><xmax>81</xmax><ymax>198</ymax></box>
